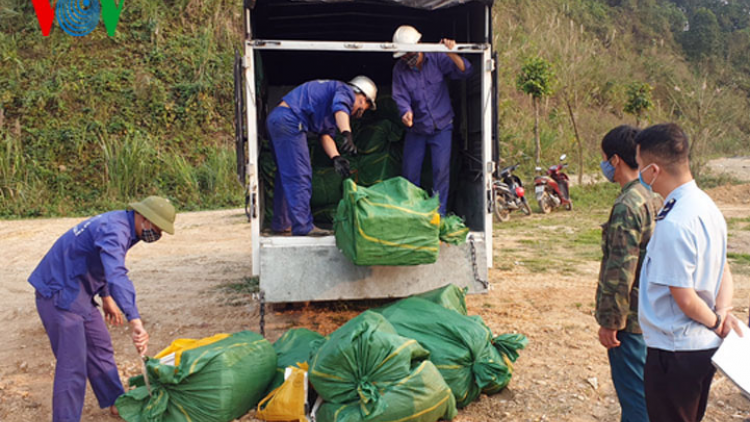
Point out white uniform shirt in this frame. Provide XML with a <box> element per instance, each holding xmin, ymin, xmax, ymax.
<box><xmin>638</xmin><ymin>180</ymin><xmax>727</xmax><ymax>351</ymax></box>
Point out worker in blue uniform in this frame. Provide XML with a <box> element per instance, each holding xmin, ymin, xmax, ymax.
<box><xmin>267</xmin><ymin>76</ymin><xmax>377</xmax><ymax>236</ymax></box>
<box><xmin>391</xmin><ymin>25</ymin><xmax>473</xmax><ymax>215</ymax></box>
<box><xmin>28</xmin><ymin>196</ymin><xmax>176</xmax><ymax>421</ymax></box>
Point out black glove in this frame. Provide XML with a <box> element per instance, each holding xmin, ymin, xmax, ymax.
<box><xmin>340</xmin><ymin>131</ymin><xmax>358</xmax><ymax>155</ymax></box>
<box><xmin>332</xmin><ymin>155</ymin><xmax>351</xmax><ymax>178</ymax></box>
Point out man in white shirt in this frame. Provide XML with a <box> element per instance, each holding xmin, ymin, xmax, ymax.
<box><xmin>636</xmin><ymin>123</ymin><xmax>742</xmax><ymax>422</ymax></box>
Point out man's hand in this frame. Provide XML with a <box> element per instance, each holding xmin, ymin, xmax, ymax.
<box><xmin>341</xmin><ymin>131</ymin><xmax>357</xmax><ymax>155</ymax></box>
<box><xmin>598</xmin><ymin>326</ymin><xmax>621</xmax><ymax>349</ymax></box>
<box><xmin>130</xmin><ymin>319</ymin><xmax>149</xmax><ymax>356</ymax></box>
<box><xmin>101</xmin><ymin>296</ymin><xmax>123</xmax><ymax>326</ymax></box>
<box><xmin>332</xmin><ymin>156</ymin><xmax>351</xmax><ymax>178</ymax></box>
<box><xmin>440</xmin><ymin>38</ymin><xmax>457</xmax><ymax>50</ymax></box>
<box><xmin>716</xmin><ymin>311</ymin><xmax>744</xmax><ymax>339</ymax></box>
<box><xmin>401</xmin><ymin>111</ymin><xmax>413</xmax><ymax>128</ymax></box>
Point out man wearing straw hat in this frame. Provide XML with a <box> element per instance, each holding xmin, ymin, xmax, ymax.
<box><xmin>28</xmin><ymin>196</ymin><xmax>176</xmax><ymax>421</ymax></box>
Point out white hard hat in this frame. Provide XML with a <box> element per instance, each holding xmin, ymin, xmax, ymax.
<box><xmin>392</xmin><ymin>25</ymin><xmax>422</xmax><ymax>58</ymax></box>
<box><xmin>348</xmin><ymin>76</ymin><xmax>378</xmax><ymax>111</ymax></box>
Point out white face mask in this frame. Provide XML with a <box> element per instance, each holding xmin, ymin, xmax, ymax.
<box><xmin>402</xmin><ymin>53</ymin><xmax>419</xmax><ymax>69</ymax></box>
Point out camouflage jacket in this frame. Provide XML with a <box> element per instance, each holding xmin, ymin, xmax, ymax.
<box><xmin>595</xmin><ymin>180</ymin><xmax>662</xmax><ymax>333</ymax></box>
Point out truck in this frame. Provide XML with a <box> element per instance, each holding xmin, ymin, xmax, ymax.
<box><xmin>234</xmin><ymin>0</ymin><xmax>498</xmax><ymax>304</ymax></box>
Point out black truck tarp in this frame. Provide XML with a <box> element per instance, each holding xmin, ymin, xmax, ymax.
<box><xmin>253</xmin><ymin>0</ymin><xmax>493</xmax><ymax>10</ymax></box>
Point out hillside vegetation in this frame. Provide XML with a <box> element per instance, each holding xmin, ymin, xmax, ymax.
<box><xmin>1</xmin><ymin>0</ymin><xmax>749</xmax><ymax>217</ymax></box>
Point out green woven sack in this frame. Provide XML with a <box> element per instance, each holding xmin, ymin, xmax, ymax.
<box><xmin>311</xmin><ymin>167</ymin><xmax>344</xmax><ymax>208</ymax></box>
<box><xmin>334</xmin><ymin>177</ymin><xmax>441</xmax><ymax>266</ymax></box>
<box><xmin>439</xmin><ymin>215</ymin><xmax>469</xmax><ymax>245</ymax></box>
<box><xmin>266</xmin><ymin>328</ymin><xmax>325</xmax><ymax>394</ymax></box>
<box><xmin>375</xmin><ymin>297</ymin><xmax>521</xmax><ymax>408</ymax></box>
<box><xmin>315</xmin><ymin>360</ymin><xmax>456</xmax><ymax>422</ymax></box>
<box><xmin>353</xmin><ymin>120</ymin><xmax>404</xmax><ymax>155</ymax></box>
<box><xmin>115</xmin><ymin>331</ymin><xmax>276</xmax><ymax>422</ymax></box>
<box><xmin>310</xmin><ymin>311</ymin><xmax>456</xmax><ymax>422</ymax></box>
<box><xmin>414</xmin><ymin>283</ymin><xmax>468</xmax><ymax>316</ymax></box>
<box><xmin>352</xmin><ymin>150</ymin><xmax>402</xmax><ymax>187</ymax></box>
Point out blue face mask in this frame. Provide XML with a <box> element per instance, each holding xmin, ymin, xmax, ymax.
<box><xmin>600</xmin><ymin>159</ymin><xmax>615</xmax><ymax>183</ymax></box>
<box><xmin>638</xmin><ymin>163</ymin><xmax>655</xmax><ymax>191</ymax></box>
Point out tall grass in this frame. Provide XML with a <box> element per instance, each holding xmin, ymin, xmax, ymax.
<box><xmin>100</xmin><ymin>132</ymin><xmax>158</xmax><ymax>201</ymax></box>
<box><xmin>0</xmin><ymin>131</ymin><xmax>48</xmax><ymax>216</ymax></box>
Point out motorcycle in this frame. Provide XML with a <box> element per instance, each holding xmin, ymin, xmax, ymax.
<box><xmin>534</xmin><ymin>154</ymin><xmax>572</xmax><ymax>214</ymax></box>
<box><xmin>493</xmin><ymin>163</ymin><xmax>532</xmax><ymax>222</ymax></box>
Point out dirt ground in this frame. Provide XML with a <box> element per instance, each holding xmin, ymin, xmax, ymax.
<box><xmin>1</xmin><ymin>164</ymin><xmax>749</xmax><ymax>421</ymax></box>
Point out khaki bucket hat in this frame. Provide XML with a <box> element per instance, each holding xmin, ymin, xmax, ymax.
<box><xmin>128</xmin><ymin>196</ymin><xmax>176</xmax><ymax>235</ymax></box>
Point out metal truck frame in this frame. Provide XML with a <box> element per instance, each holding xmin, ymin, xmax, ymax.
<box><xmin>235</xmin><ymin>0</ymin><xmax>497</xmax><ymax>303</ymax></box>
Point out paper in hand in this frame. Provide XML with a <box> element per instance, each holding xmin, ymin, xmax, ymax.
<box><xmin>712</xmin><ymin>321</ymin><xmax>750</xmax><ymax>400</ymax></box>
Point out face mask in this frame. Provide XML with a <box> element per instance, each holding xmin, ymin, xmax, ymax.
<box><xmin>638</xmin><ymin>163</ymin><xmax>656</xmax><ymax>191</ymax></box>
<box><xmin>141</xmin><ymin>222</ymin><xmax>162</xmax><ymax>243</ymax></box>
<box><xmin>600</xmin><ymin>159</ymin><xmax>615</xmax><ymax>183</ymax></box>
<box><xmin>403</xmin><ymin>53</ymin><xmax>419</xmax><ymax>70</ymax></box>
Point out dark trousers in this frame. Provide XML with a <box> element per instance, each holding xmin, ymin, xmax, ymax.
<box><xmin>267</xmin><ymin>106</ymin><xmax>314</xmax><ymax>235</ymax></box>
<box><xmin>36</xmin><ymin>294</ymin><xmax>124</xmax><ymax>422</ymax></box>
<box><xmin>402</xmin><ymin>128</ymin><xmax>452</xmax><ymax>215</ymax></box>
<box><xmin>608</xmin><ymin>332</ymin><xmax>649</xmax><ymax>422</ymax></box>
<box><xmin>644</xmin><ymin>347</ymin><xmax>717</xmax><ymax>422</ymax></box>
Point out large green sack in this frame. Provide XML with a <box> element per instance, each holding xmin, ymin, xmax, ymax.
<box><xmin>352</xmin><ymin>150</ymin><xmax>402</xmax><ymax>187</ymax></box>
<box><xmin>414</xmin><ymin>284</ymin><xmax>468</xmax><ymax>316</ymax></box>
<box><xmin>115</xmin><ymin>331</ymin><xmax>276</xmax><ymax>422</ymax></box>
<box><xmin>334</xmin><ymin>177</ymin><xmax>441</xmax><ymax>266</ymax></box>
<box><xmin>311</xmin><ymin>167</ymin><xmax>344</xmax><ymax>207</ymax></box>
<box><xmin>266</xmin><ymin>328</ymin><xmax>325</xmax><ymax>393</ymax></box>
<box><xmin>312</xmin><ymin>205</ymin><xmax>337</xmax><ymax>225</ymax></box>
<box><xmin>310</xmin><ymin>311</ymin><xmax>457</xmax><ymax>422</ymax></box>
<box><xmin>315</xmin><ymin>360</ymin><xmax>455</xmax><ymax>422</ymax></box>
<box><xmin>375</xmin><ymin>297</ymin><xmax>520</xmax><ymax>408</ymax></box>
<box><xmin>353</xmin><ymin>120</ymin><xmax>404</xmax><ymax>155</ymax></box>
<box><xmin>439</xmin><ymin>215</ymin><xmax>469</xmax><ymax>245</ymax></box>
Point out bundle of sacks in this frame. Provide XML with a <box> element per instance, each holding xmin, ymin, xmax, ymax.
<box><xmin>257</xmin><ymin>284</ymin><xmax>527</xmax><ymax>422</ymax></box>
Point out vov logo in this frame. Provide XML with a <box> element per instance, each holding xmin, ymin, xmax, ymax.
<box><xmin>30</xmin><ymin>0</ymin><xmax>125</xmax><ymax>37</ymax></box>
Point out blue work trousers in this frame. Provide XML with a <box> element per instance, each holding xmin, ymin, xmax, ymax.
<box><xmin>608</xmin><ymin>331</ymin><xmax>649</xmax><ymax>422</ymax></box>
<box><xmin>402</xmin><ymin>128</ymin><xmax>452</xmax><ymax>214</ymax></box>
<box><xmin>267</xmin><ymin>106</ymin><xmax>314</xmax><ymax>235</ymax></box>
<box><xmin>36</xmin><ymin>293</ymin><xmax>124</xmax><ymax>422</ymax></box>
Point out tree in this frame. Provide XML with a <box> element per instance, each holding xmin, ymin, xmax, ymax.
<box><xmin>553</xmin><ymin>18</ymin><xmax>602</xmax><ymax>185</ymax></box>
<box><xmin>666</xmin><ymin>70</ymin><xmax>737</xmax><ymax>180</ymax></box>
<box><xmin>624</xmin><ymin>82</ymin><xmax>653</xmax><ymax>127</ymax></box>
<box><xmin>516</xmin><ymin>57</ymin><xmax>555</xmax><ymax>166</ymax></box>
<box><xmin>680</xmin><ymin>7</ymin><xmax>722</xmax><ymax>61</ymax></box>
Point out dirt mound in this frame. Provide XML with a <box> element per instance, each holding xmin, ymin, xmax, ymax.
<box><xmin>706</xmin><ymin>183</ymin><xmax>750</xmax><ymax>205</ymax></box>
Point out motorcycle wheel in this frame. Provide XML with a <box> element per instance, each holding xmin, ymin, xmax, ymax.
<box><xmin>538</xmin><ymin>193</ymin><xmax>552</xmax><ymax>214</ymax></box>
<box><xmin>494</xmin><ymin>195</ymin><xmax>511</xmax><ymax>222</ymax></box>
<box><xmin>521</xmin><ymin>198</ymin><xmax>532</xmax><ymax>216</ymax></box>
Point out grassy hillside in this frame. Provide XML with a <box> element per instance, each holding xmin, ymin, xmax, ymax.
<box><xmin>1</xmin><ymin>0</ymin><xmax>748</xmax><ymax>217</ymax></box>
<box><xmin>0</xmin><ymin>0</ymin><xmax>243</xmax><ymax>216</ymax></box>
<box><xmin>493</xmin><ymin>0</ymin><xmax>750</xmax><ymax>184</ymax></box>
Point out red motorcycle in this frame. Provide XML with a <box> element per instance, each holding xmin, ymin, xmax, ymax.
<box><xmin>534</xmin><ymin>154</ymin><xmax>572</xmax><ymax>213</ymax></box>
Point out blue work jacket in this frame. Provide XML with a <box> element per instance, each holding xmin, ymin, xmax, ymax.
<box><xmin>392</xmin><ymin>52</ymin><xmax>473</xmax><ymax>135</ymax></box>
<box><xmin>282</xmin><ymin>80</ymin><xmax>355</xmax><ymax>138</ymax></box>
<box><xmin>28</xmin><ymin>210</ymin><xmax>141</xmax><ymax>321</ymax></box>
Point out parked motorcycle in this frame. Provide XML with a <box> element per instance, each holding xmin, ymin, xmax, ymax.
<box><xmin>534</xmin><ymin>154</ymin><xmax>572</xmax><ymax>213</ymax></box>
<box><xmin>493</xmin><ymin>163</ymin><xmax>532</xmax><ymax>222</ymax></box>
